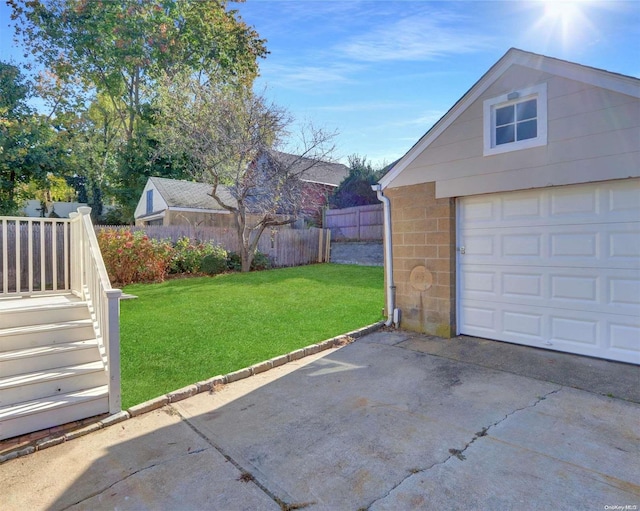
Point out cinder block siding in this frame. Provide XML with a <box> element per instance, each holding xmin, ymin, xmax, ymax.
<box><xmin>386</xmin><ymin>182</ymin><xmax>456</xmax><ymax>337</ymax></box>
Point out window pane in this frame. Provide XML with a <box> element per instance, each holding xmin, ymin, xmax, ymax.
<box><xmin>496</xmin><ymin>125</ymin><xmax>515</xmax><ymax>145</ymax></box>
<box><xmin>517</xmin><ymin>119</ymin><xmax>537</xmax><ymax>141</ymax></box>
<box><xmin>516</xmin><ymin>99</ymin><xmax>537</xmax><ymax>121</ymax></box>
<box><xmin>496</xmin><ymin>105</ymin><xmax>514</xmax><ymax>126</ymax></box>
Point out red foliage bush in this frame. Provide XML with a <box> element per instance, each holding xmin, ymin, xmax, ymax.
<box><xmin>97</xmin><ymin>229</ymin><xmax>173</xmax><ymax>285</ymax></box>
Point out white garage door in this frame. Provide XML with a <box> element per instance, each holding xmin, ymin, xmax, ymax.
<box><xmin>458</xmin><ymin>179</ymin><xmax>640</xmax><ymax>364</ymax></box>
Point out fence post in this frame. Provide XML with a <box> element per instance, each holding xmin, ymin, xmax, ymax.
<box><xmin>325</xmin><ymin>229</ymin><xmax>331</xmax><ymax>262</ymax></box>
<box><xmin>317</xmin><ymin>228</ymin><xmax>324</xmax><ymax>263</ymax></box>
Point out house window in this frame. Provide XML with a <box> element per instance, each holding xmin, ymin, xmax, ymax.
<box><xmin>146</xmin><ymin>189</ymin><xmax>153</xmax><ymax>214</ymax></box>
<box><xmin>483</xmin><ymin>83</ymin><xmax>547</xmax><ymax>156</ymax></box>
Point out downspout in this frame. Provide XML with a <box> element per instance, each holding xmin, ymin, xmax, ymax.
<box><xmin>372</xmin><ymin>184</ymin><xmax>399</xmax><ymax>327</ymax></box>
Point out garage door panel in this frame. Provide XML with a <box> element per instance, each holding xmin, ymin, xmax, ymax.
<box><xmin>549</xmin><ymin>186</ymin><xmax>598</xmax><ymax>217</ymax></box>
<box><xmin>461</xmin><ymin>264</ymin><xmax>639</xmax><ymax>316</ymax></box>
<box><xmin>609</xmin><ymin>321</ymin><xmax>640</xmax><ymax>354</ymax></box>
<box><xmin>461</xmin><ymin>299</ymin><xmax>640</xmax><ymax>364</ymax></box>
<box><xmin>550</xmin><ymin>315</ymin><xmax>598</xmax><ymax>346</ymax></box>
<box><xmin>609</xmin><ymin>229</ymin><xmax>640</xmax><ymax>259</ymax></box>
<box><xmin>503</xmin><ymin>233</ymin><xmax>542</xmax><ymax>257</ymax></box>
<box><xmin>609</xmin><ymin>277</ymin><xmax>640</xmax><ymax>308</ymax></box>
<box><xmin>462</xmin><ymin>224</ymin><xmax>638</xmax><ymax>269</ymax></box>
<box><xmin>550</xmin><ymin>275</ymin><xmax>597</xmax><ymax>303</ymax></box>
<box><xmin>462</xmin><ymin>305</ymin><xmax>497</xmax><ymax>333</ymax></box>
<box><xmin>502</xmin><ymin>272</ymin><xmax>542</xmax><ymax>298</ymax></box>
<box><xmin>460</xmin><ymin>180</ymin><xmax>640</xmax><ymax>229</ymax></box>
<box><xmin>503</xmin><ymin>310</ymin><xmax>544</xmax><ymax>339</ymax></box>
<box><xmin>458</xmin><ymin>179</ymin><xmax>640</xmax><ymax>364</ymax></box>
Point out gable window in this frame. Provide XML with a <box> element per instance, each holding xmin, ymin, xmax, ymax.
<box><xmin>146</xmin><ymin>189</ymin><xmax>153</xmax><ymax>214</ymax></box>
<box><xmin>483</xmin><ymin>83</ymin><xmax>547</xmax><ymax>156</ymax></box>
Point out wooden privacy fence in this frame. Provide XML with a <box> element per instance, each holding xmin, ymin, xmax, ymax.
<box><xmin>325</xmin><ymin>203</ymin><xmax>383</xmax><ymax>240</ymax></box>
<box><xmin>95</xmin><ymin>224</ymin><xmax>331</xmax><ymax>268</ymax></box>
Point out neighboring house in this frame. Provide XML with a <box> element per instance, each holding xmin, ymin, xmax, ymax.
<box><xmin>23</xmin><ymin>200</ymin><xmax>88</xmax><ymax>218</ymax></box>
<box><xmin>134</xmin><ymin>177</ymin><xmax>237</xmax><ymax>228</ymax></box>
<box><xmin>377</xmin><ymin>48</ymin><xmax>639</xmax><ymax>364</ymax></box>
<box><xmin>134</xmin><ymin>154</ymin><xmax>349</xmax><ymax>227</ymax></box>
<box><xmin>265</xmin><ymin>151</ymin><xmax>349</xmax><ymax>223</ymax></box>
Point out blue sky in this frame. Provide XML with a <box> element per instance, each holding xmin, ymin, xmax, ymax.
<box><xmin>1</xmin><ymin>1</ymin><xmax>639</xmax><ymax>167</ymax></box>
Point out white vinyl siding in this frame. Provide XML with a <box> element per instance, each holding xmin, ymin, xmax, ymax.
<box><xmin>458</xmin><ymin>179</ymin><xmax>640</xmax><ymax>364</ymax></box>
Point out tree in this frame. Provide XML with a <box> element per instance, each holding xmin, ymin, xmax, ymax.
<box><xmin>329</xmin><ymin>155</ymin><xmax>383</xmax><ymax>209</ymax></box>
<box><xmin>10</xmin><ymin>0</ymin><xmax>267</xmax><ymax>140</ymax></box>
<box><xmin>9</xmin><ymin>0</ymin><xmax>268</xmax><ymax>216</ymax></box>
<box><xmin>0</xmin><ymin>61</ymin><xmax>65</xmax><ymax>214</ymax></box>
<box><xmin>156</xmin><ymin>76</ymin><xmax>336</xmax><ymax>271</ymax></box>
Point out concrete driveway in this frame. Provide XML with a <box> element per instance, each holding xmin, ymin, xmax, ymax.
<box><xmin>3</xmin><ymin>330</ymin><xmax>639</xmax><ymax>510</ymax></box>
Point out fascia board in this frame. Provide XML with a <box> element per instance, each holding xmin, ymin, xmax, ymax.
<box><xmin>168</xmin><ymin>207</ymin><xmax>231</xmax><ymax>214</ymax></box>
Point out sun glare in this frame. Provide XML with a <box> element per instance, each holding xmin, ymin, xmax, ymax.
<box><xmin>532</xmin><ymin>0</ymin><xmax>596</xmax><ymax>49</ymax></box>
<box><xmin>543</xmin><ymin>1</ymin><xmax>581</xmax><ymax>22</ymax></box>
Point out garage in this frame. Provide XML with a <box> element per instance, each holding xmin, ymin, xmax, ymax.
<box><xmin>458</xmin><ymin>179</ymin><xmax>640</xmax><ymax>364</ymax></box>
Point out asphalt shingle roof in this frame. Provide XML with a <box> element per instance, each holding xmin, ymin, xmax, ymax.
<box><xmin>149</xmin><ymin>177</ymin><xmax>237</xmax><ymax>211</ymax></box>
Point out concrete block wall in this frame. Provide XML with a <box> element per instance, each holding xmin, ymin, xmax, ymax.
<box><xmin>385</xmin><ymin>182</ymin><xmax>456</xmax><ymax>337</ymax></box>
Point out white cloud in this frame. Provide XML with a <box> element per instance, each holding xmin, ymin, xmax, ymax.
<box><xmin>311</xmin><ymin>100</ymin><xmax>411</xmax><ymax>113</ymax></box>
<box><xmin>338</xmin><ymin>11</ymin><xmax>495</xmax><ymax>62</ymax></box>
<box><xmin>258</xmin><ymin>62</ymin><xmax>361</xmax><ymax>91</ymax></box>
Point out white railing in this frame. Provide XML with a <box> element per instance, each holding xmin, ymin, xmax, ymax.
<box><xmin>70</xmin><ymin>207</ymin><xmax>122</xmax><ymax>414</ymax></box>
<box><xmin>0</xmin><ymin>216</ymin><xmax>71</xmax><ymax>295</ymax></box>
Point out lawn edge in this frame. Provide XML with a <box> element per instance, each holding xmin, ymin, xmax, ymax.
<box><xmin>0</xmin><ymin>321</ymin><xmax>385</xmax><ymax>464</ymax></box>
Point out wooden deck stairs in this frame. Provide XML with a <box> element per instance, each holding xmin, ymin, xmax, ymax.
<box><xmin>0</xmin><ymin>294</ymin><xmax>109</xmax><ymax>441</ymax></box>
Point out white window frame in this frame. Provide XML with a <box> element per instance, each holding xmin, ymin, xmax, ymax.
<box><xmin>483</xmin><ymin>83</ymin><xmax>547</xmax><ymax>156</ymax></box>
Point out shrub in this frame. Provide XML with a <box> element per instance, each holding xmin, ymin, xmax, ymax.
<box><xmin>226</xmin><ymin>251</ymin><xmax>242</xmax><ymax>271</ymax></box>
<box><xmin>97</xmin><ymin>229</ymin><xmax>173</xmax><ymax>285</ymax></box>
<box><xmin>225</xmin><ymin>250</ymin><xmax>272</xmax><ymax>272</ymax></box>
<box><xmin>200</xmin><ymin>247</ymin><xmax>228</xmax><ymax>276</ymax></box>
<box><xmin>251</xmin><ymin>251</ymin><xmax>272</xmax><ymax>271</ymax></box>
<box><xmin>169</xmin><ymin>237</ymin><xmax>226</xmax><ymax>274</ymax></box>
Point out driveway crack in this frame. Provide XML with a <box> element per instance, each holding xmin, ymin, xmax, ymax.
<box><xmin>60</xmin><ymin>447</ymin><xmax>210</xmax><ymax>510</ymax></box>
<box><xmin>173</xmin><ymin>405</ymin><xmax>312</xmax><ymax>511</ymax></box>
<box><xmin>360</xmin><ymin>386</ymin><xmax>563</xmax><ymax>510</ymax></box>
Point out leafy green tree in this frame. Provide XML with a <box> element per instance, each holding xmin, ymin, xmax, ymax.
<box><xmin>0</xmin><ymin>61</ymin><xmax>65</xmax><ymax>214</ymax></box>
<box><xmin>9</xmin><ymin>0</ymin><xmax>268</xmax><ymax>217</ymax></box>
<box><xmin>329</xmin><ymin>155</ymin><xmax>384</xmax><ymax>209</ymax></box>
<box><xmin>10</xmin><ymin>0</ymin><xmax>267</xmax><ymax>141</ymax></box>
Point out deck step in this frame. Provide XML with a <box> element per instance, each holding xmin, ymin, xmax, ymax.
<box><xmin>0</xmin><ymin>340</ymin><xmax>100</xmax><ymax>377</ymax></box>
<box><xmin>0</xmin><ymin>320</ymin><xmax>95</xmax><ymax>350</ymax></box>
<box><xmin>0</xmin><ymin>385</ymin><xmax>109</xmax><ymax>441</ymax></box>
<box><xmin>0</xmin><ymin>361</ymin><xmax>107</xmax><ymax>407</ymax></box>
<box><xmin>0</xmin><ymin>301</ymin><xmax>89</xmax><ymax>329</ymax></box>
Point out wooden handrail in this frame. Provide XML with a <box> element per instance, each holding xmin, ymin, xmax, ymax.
<box><xmin>70</xmin><ymin>207</ymin><xmax>122</xmax><ymax>414</ymax></box>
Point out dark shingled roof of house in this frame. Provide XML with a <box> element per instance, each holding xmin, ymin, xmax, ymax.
<box><xmin>149</xmin><ymin>177</ymin><xmax>237</xmax><ymax>211</ymax></box>
<box><xmin>148</xmin><ymin>153</ymin><xmax>348</xmax><ymax>211</ymax></box>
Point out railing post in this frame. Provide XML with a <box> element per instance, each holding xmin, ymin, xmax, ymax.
<box><xmin>76</xmin><ymin>207</ymin><xmax>91</xmax><ymax>298</ymax></box>
<box><xmin>105</xmin><ymin>288</ymin><xmax>122</xmax><ymax>413</ymax></box>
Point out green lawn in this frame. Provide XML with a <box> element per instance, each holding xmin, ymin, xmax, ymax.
<box><xmin>120</xmin><ymin>263</ymin><xmax>384</xmax><ymax>408</ymax></box>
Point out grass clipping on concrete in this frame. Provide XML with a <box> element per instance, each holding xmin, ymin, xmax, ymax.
<box><xmin>120</xmin><ymin>264</ymin><xmax>384</xmax><ymax>409</ymax></box>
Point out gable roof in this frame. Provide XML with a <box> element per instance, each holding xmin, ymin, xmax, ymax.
<box><xmin>149</xmin><ymin>176</ymin><xmax>237</xmax><ymax>211</ymax></box>
<box><xmin>272</xmin><ymin>151</ymin><xmax>349</xmax><ymax>186</ymax></box>
<box><xmin>379</xmin><ymin>48</ymin><xmax>640</xmax><ymax>189</ymax></box>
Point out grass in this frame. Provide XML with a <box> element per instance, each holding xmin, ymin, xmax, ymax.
<box><xmin>119</xmin><ymin>263</ymin><xmax>384</xmax><ymax>408</ymax></box>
